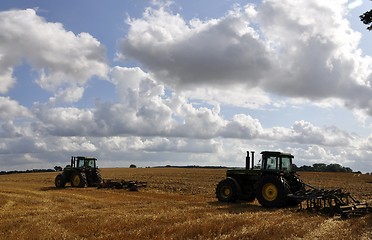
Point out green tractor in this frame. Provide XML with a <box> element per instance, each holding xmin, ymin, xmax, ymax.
<box><xmin>216</xmin><ymin>151</ymin><xmax>304</xmax><ymax>207</ymax></box>
<box><xmin>55</xmin><ymin>156</ymin><xmax>103</xmax><ymax>188</ymax></box>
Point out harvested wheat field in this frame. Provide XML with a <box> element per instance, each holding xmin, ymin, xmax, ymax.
<box><xmin>0</xmin><ymin>168</ymin><xmax>371</xmax><ymax>240</ymax></box>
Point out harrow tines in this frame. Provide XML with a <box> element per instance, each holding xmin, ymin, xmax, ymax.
<box><xmin>289</xmin><ymin>187</ymin><xmax>371</xmax><ymax>219</ymax></box>
<box><xmin>97</xmin><ymin>179</ymin><xmax>147</xmax><ymax>191</ymax></box>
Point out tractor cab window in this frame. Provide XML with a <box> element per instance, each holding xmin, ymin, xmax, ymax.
<box><xmin>77</xmin><ymin>160</ymin><xmax>85</xmax><ymax>168</ymax></box>
<box><xmin>76</xmin><ymin>159</ymin><xmax>96</xmax><ymax>168</ymax></box>
<box><xmin>266</xmin><ymin>157</ymin><xmax>277</xmax><ymax>170</ymax></box>
<box><xmin>281</xmin><ymin>157</ymin><xmax>292</xmax><ymax>171</ymax></box>
<box><xmin>87</xmin><ymin>160</ymin><xmax>96</xmax><ymax>168</ymax></box>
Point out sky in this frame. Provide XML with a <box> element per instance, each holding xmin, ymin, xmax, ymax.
<box><xmin>0</xmin><ymin>0</ymin><xmax>372</xmax><ymax>173</ymax></box>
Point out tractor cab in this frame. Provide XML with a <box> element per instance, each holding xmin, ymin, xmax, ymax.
<box><xmin>70</xmin><ymin>156</ymin><xmax>98</xmax><ymax>169</ymax></box>
<box><xmin>260</xmin><ymin>151</ymin><xmax>293</xmax><ymax>172</ymax></box>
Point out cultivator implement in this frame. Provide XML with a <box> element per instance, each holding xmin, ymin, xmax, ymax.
<box><xmin>97</xmin><ymin>179</ymin><xmax>147</xmax><ymax>191</ymax></box>
<box><xmin>288</xmin><ymin>183</ymin><xmax>371</xmax><ymax>219</ymax></box>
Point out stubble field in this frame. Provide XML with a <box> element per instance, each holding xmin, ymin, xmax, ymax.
<box><xmin>0</xmin><ymin>168</ymin><xmax>371</xmax><ymax>240</ymax></box>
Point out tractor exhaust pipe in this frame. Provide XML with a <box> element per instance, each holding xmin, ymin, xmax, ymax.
<box><xmin>246</xmin><ymin>151</ymin><xmax>250</xmax><ymax>170</ymax></box>
<box><xmin>251</xmin><ymin>151</ymin><xmax>255</xmax><ymax>169</ymax></box>
<box><xmin>246</xmin><ymin>151</ymin><xmax>255</xmax><ymax>170</ymax></box>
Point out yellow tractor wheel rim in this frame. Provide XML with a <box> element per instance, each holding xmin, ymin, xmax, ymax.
<box><xmin>262</xmin><ymin>183</ymin><xmax>278</xmax><ymax>201</ymax></box>
<box><xmin>72</xmin><ymin>175</ymin><xmax>80</xmax><ymax>186</ymax></box>
<box><xmin>222</xmin><ymin>187</ymin><xmax>231</xmax><ymax>197</ymax></box>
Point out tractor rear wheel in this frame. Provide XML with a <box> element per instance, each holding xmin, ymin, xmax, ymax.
<box><xmin>216</xmin><ymin>178</ymin><xmax>238</xmax><ymax>202</ymax></box>
<box><xmin>55</xmin><ymin>174</ymin><xmax>66</xmax><ymax>188</ymax></box>
<box><xmin>88</xmin><ymin>169</ymin><xmax>103</xmax><ymax>187</ymax></box>
<box><xmin>96</xmin><ymin>169</ymin><xmax>103</xmax><ymax>184</ymax></box>
<box><xmin>256</xmin><ymin>175</ymin><xmax>289</xmax><ymax>207</ymax></box>
<box><xmin>71</xmin><ymin>172</ymin><xmax>87</xmax><ymax>188</ymax></box>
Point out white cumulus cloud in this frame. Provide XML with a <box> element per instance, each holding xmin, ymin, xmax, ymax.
<box><xmin>119</xmin><ymin>1</ymin><xmax>372</xmax><ymax>115</ymax></box>
<box><xmin>0</xmin><ymin>9</ymin><xmax>109</xmax><ymax>102</ymax></box>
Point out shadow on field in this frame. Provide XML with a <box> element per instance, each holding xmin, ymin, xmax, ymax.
<box><xmin>208</xmin><ymin>201</ymin><xmax>278</xmax><ymax>214</ymax></box>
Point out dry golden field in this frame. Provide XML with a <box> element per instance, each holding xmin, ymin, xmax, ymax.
<box><xmin>0</xmin><ymin>168</ymin><xmax>371</xmax><ymax>240</ymax></box>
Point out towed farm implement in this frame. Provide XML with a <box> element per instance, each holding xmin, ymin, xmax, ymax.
<box><xmin>55</xmin><ymin>156</ymin><xmax>147</xmax><ymax>191</ymax></box>
<box><xmin>216</xmin><ymin>151</ymin><xmax>371</xmax><ymax>218</ymax></box>
<box><xmin>98</xmin><ymin>179</ymin><xmax>147</xmax><ymax>191</ymax></box>
<box><xmin>288</xmin><ymin>183</ymin><xmax>371</xmax><ymax>218</ymax></box>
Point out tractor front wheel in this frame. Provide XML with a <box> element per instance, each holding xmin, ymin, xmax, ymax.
<box><xmin>216</xmin><ymin>178</ymin><xmax>238</xmax><ymax>202</ymax></box>
<box><xmin>71</xmin><ymin>172</ymin><xmax>87</xmax><ymax>188</ymax></box>
<box><xmin>55</xmin><ymin>174</ymin><xmax>66</xmax><ymax>188</ymax></box>
<box><xmin>256</xmin><ymin>175</ymin><xmax>289</xmax><ymax>207</ymax></box>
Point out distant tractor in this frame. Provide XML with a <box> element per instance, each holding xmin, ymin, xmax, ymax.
<box><xmin>216</xmin><ymin>151</ymin><xmax>304</xmax><ymax>207</ymax></box>
<box><xmin>55</xmin><ymin>156</ymin><xmax>103</xmax><ymax>188</ymax></box>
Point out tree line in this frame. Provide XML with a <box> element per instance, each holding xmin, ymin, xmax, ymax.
<box><xmin>0</xmin><ymin>168</ymin><xmax>56</xmax><ymax>175</ymax></box>
<box><xmin>292</xmin><ymin>163</ymin><xmax>353</xmax><ymax>173</ymax></box>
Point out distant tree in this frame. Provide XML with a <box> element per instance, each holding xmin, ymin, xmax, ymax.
<box><xmin>292</xmin><ymin>163</ymin><xmax>298</xmax><ymax>171</ymax></box>
<box><xmin>54</xmin><ymin>166</ymin><xmax>63</xmax><ymax>171</ymax></box>
<box><xmin>129</xmin><ymin>164</ymin><xmax>137</xmax><ymax>168</ymax></box>
<box><xmin>344</xmin><ymin>167</ymin><xmax>353</xmax><ymax>173</ymax></box>
<box><xmin>298</xmin><ymin>165</ymin><xmax>312</xmax><ymax>171</ymax></box>
<box><xmin>313</xmin><ymin>163</ymin><xmax>327</xmax><ymax>172</ymax></box>
<box><xmin>296</xmin><ymin>163</ymin><xmax>352</xmax><ymax>172</ymax></box>
<box><xmin>325</xmin><ymin>163</ymin><xmax>343</xmax><ymax>172</ymax></box>
<box><xmin>360</xmin><ymin>1</ymin><xmax>372</xmax><ymax>30</ymax></box>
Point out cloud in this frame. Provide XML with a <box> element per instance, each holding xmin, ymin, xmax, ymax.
<box><xmin>181</xmin><ymin>86</ymin><xmax>272</xmax><ymax>109</ymax></box>
<box><xmin>1</xmin><ymin>3</ymin><xmax>371</xmax><ymax>173</ymax></box>
<box><xmin>258</xmin><ymin>0</ymin><xmax>372</xmax><ymax>100</ymax></box>
<box><xmin>0</xmin><ymin>96</ymin><xmax>34</xmax><ymax>139</ymax></box>
<box><xmin>30</xmin><ymin>69</ymin><xmax>359</xmax><ymax>151</ymax></box>
<box><xmin>0</xmin><ymin>9</ymin><xmax>109</xmax><ymax>101</ymax></box>
<box><xmin>348</xmin><ymin>0</ymin><xmax>363</xmax><ymax>9</ymax></box>
<box><xmin>220</xmin><ymin>114</ymin><xmax>263</xmax><ymax>139</ymax></box>
<box><xmin>0</xmin><ymin>97</ymin><xmax>30</xmax><ymax>120</ymax></box>
<box><xmin>119</xmin><ymin>1</ymin><xmax>372</xmax><ymax>115</ymax></box>
<box><xmin>288</xmin><ymin>120</ymin><xmax>353</xmax><ymax>146</ymax></box>
<box><xmin>3</xmin><ymin>85</ymin><xmax>371</xmax><ymax>171</ymax></box>
<box><xmin>3</xmin><ymin>62</ymin><xmax>365</xmax><ymax>170</ymax></box>
<box><xmin>0</xmin><ymin>68</ymin><xmax>15</xmax><ymax>94</ymax></box>
<box><xmin>120</xmin><ymin>4</ymin><xmax>272</xmax><ymax>89</ymax></box>
<box><xmin>32</xmin><ymin>105</ymin><xmax>96</xmax><ymax>136</ymax></box>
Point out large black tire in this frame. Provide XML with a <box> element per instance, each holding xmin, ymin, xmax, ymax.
<box><xmin>70</xmin><ymin>172</ymin><xmax>87</xmax><ymax>188</ymax></box>
<box><xmin>95</xmin><ymin>169</ymin><xmax>103</xmax><ymax>184</ymax></box>
<box><xmin>216</xmin><ymin>178</ymin><xmax>239</xmax><ymax>202</ymax></box>
<box><xmin>55</xmin><ymin>174</ymin><xmax>66</xmax><ymax>188</ymax></box>
<box><xmin>256</xmin><ymin>175</ymin><xmax>289</xmax><ymax>207</ymax></box>
<box><xmin>87</xmin><ymin>169</ymin><xmax>104</xmax><ymax>187</ymax></box>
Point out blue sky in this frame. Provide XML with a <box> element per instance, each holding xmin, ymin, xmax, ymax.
<box><xmin>0</xmin><ymin>0</ymin><xmax>372</xmax><ymax>173</ymax></box>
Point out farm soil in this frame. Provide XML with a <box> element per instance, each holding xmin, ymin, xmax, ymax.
<box><xmin>0</xmin><ymin>168</ymin><xmax>371</xmax><ymax>239</ymax></box>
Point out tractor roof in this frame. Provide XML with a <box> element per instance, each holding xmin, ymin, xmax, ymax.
<box><xmin>75</xmin><ymin>156</ymin><xmax>97</xmax><ymax>160</ymax></box>
<box><xmin>260</xmin><ymin>151</ymin><xmax>294</xmax><ymax>157</ymax></box>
